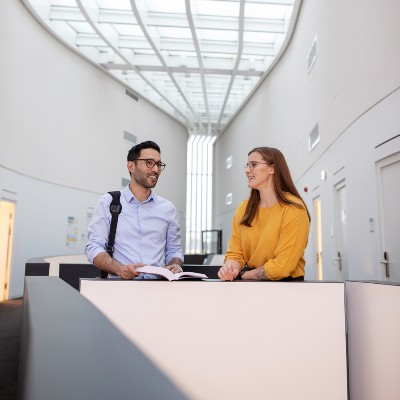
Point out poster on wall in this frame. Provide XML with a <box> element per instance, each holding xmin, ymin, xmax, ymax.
<box><xmin>66</xmin><ymin>216</ymin><xmax>78</xmax><ymax>247</ymax></box>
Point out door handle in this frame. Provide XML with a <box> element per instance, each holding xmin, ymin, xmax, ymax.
<box><xmin>333</xmin><ymin>251</ymin><xmax>342</xmax><ymax>271</ymax></box>
<box><xmin>380</xmin><ymin>251</ymin><xmax>389</xmax><ymax>278</ymax></box>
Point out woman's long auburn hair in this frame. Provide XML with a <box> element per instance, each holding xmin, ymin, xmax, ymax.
<box><xmin>240</xmin><ymin>147</ymin><xmax>310</xmax><ymax>226</ymax></box>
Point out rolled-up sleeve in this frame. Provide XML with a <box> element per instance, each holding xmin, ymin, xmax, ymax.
<box><xmin>164</xmin><ymin>205</ymin><xmax>183</xmax><ymax>264</ymax></box>
<box><xmin>86</xmin><ymin>194</ymin><xmax>111</xmax><ymax>264</ymax></box>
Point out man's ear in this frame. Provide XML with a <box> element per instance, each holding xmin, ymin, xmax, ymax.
<box><xmin>127</xmin><ymin>160</ymin><xmax>134</xmax><ymax>173</ymax></box>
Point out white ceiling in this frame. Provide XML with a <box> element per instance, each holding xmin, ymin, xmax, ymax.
<box><xmin>24</xmin><ymin>0</ymin><xmax>297</xmax><ymax>135</ymax></box>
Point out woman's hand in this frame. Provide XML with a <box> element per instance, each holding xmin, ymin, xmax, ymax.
<box><xmin>218</xmin><ymin>259</ymin><xmax>241</xmax><ymax>281</ymax></box>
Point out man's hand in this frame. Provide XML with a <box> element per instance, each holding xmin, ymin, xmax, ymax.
<box><xmin>164</xmin><ymin>264</ymin><xmax>183</xmax><ymax>274</ymax></box>
<box><xmin>218</xmin><ymin>259</ymin><xmax>241</xmax><ymax>281</ymax></box>
<box><xmin>116</xmin><ymin>263</ymin><xmax>145</xmax><ymax>279</ymax></box>
<box><xmin>93</xmin><ymin>252</ymin><xmax>145</xmax><ymax>279</ymax></box>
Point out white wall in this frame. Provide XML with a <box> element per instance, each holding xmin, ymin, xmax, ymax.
<box><xmin>214</xmin><ymin>0</ymin><xmax>400</xmax><ymax>280</ymax></box>
<box><xmin>0</xmin><ymin>0</ymin><xmax>187</xmax><ymax>298</ymax></box>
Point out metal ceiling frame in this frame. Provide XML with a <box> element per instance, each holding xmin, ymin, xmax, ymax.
<box><xmin>216</xmin><ymin>0</ymin><xmax>245</xmax><ymax>131</ymax></box>
<box><xmin>186</xmin><ymin>0</ymin><xmax>210</xmax><ymax>134</ymax></box>
<box><xmin>76</xmin><ymin>0</ymin><xmax>189</xmax><ymax>123</ymax></box>
<box><xmin>22</xmin><ymin>0</ymin><xmax>299</xmax><ymax>136</ymax></box>
<box><xmin>129</xmin><ymin>0</ymin><xmax>201</xmax><ymax>127</ymax></box>
<box><xmin>219</xmin><ymin>0</ymin><xmax>302</xmax><ymax>138</ymax></box>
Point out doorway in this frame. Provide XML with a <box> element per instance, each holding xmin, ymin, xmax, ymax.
<box><xmin>334</xmin><ymin>181</ymin><xmax>348</xmax><ymax>281</ymax></box>
<box><xmin>0</xmin><ymin>200</ymin><xmax>16</xmax><ymax>301</ymax></box>
<box><xmin>313</xmin><ymin>197</ymin><xmax>323</xmax><ymax>280</ymax></box>
<box><xmin>377</xmin><ymin>152</ymin><xmax>400</xmax><ymax>282</ymax></box>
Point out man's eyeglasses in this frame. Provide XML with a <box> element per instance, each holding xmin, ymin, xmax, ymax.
<box><xmin>135</xmin><ymin>158</ymin><xmax>166</xmax><ymax>171</ymax></box>
<box><xmin>244</xmin><ymin>161</ymin><xmax>269</xmax><ymax>171</ymax></box>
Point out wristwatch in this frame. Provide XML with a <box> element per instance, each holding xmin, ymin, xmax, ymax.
<box><xmin>237</xmin><ymin>266</ymin><xmax>251</xmax><ymax>280</ymax></box>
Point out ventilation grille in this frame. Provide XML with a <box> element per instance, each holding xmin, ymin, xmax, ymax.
<box><xmin>307</xmin><ymin>36</ymin><xmax>317</xmax><ymax>73</ymax></box>
<box><xmin>123</xmin><ymin>131</ymin><xmax>137</xmax><ymax>144</ymax></box>
<box><xmin>125</xmin><ymin>89</ymin><xmax>139</xmax><ymax>102</ymax></box>
<box><xmin>309</xmin><ymin>123</ymin><xmax>319</xmax><ymax>151</ymax></box>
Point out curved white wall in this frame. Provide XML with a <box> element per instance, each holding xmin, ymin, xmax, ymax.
<box><xmin>215</xmin><ymin>0</ymin><xmax>400</xmax><ymax>281</ymax></box>
<box><xmin>0</xmin><ymin>0</ymin><xmax>187</xmax><ymax>298</ymax></box>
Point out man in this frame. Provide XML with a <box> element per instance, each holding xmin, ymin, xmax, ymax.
<box><xmin>86</xmin><ymin>140</ymin><xmax>183</xmax><ymax>279</ymax></box>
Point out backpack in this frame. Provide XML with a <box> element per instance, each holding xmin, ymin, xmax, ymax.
<box><xmin>101</xmin><ymin>191</ymin><xmax>122</xmax><ymax>279</ymax></box>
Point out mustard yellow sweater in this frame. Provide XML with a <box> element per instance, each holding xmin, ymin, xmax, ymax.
<box><xmin>225</xmin><ymin>195</ymin><xmax>310</xmax><ymax>280</ymax></box>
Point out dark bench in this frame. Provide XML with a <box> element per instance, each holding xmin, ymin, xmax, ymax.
<box><xmin>25</xmin><ymin>263</ymin><xmax>50</xmax><ymax>276</ymax></box>
<box><xmin>59</xmin><ymin>263</ymin><xmax>101</xmax><ymax>290</ymax></box>
<box><xmin>182</xmin><ymin>264</ymin><xmax>220</xmax><ymax>279</ymax></box>
<box><xmin>183</xmin><ymin>254</ymin><xmax>208</xmax><ymax>265</ymax></box>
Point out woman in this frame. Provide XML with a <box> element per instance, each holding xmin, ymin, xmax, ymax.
<box><xmin>218</xmin><ymin>147</ymin><xmax>310</xmax><ymax>281</ymax></box>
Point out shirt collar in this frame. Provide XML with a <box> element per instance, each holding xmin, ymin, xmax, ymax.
<box><xmin>123</xmin><ymin>184</ymin><xmax>155</xmax><ymax>204</ymax></box>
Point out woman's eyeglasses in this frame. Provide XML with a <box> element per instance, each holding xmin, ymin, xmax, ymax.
<box><xmin>244</xmin><ymin>161</ymin><xmax>269</xmax><ymax>171</ymax></box>
<box><xmin>135</xmin><ymin>158</ymin><xmax>166</xmax><ymax>171</ymax></box>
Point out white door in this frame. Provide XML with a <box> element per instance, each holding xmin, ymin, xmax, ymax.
<box><xmin>334</xmin><ymin>181</ymin><xmax>348</xmax><ymax>281</ymax></box>
<box><xmin>0</xmin><ymin>200</ymin><xmax>16</xmax><ymax>301</ymax></box>
<box><xmin>313</xmin><ymin>197</ymin><xmax>323</xmax><ymax>280</ymax></box>
<box><xmin>378</xmin><ymin>152</ymin><xmax>400</xmax><ymax>282</ymax></box>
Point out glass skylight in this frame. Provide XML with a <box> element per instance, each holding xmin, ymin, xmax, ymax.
<box><xmin>23</xmin><ymin>0</ymin><xmax>297</xmax><ymax>135</ymax></box>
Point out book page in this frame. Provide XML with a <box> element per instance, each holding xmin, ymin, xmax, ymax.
<box><xmin>136</xmin><ymin>266</ymin><xmax>208</xmax><ymax>280</ymax></box>
<box><xmin>175</xmin><ymin>271</ymin><xmax>208</xmax><ymax>280</ymax></box>
<box><xmin>136</xmin><ymin>266</ymin><xmax>175</xmax><ymax>280</ymax></box>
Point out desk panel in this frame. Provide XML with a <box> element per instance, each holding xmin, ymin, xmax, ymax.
<box><xmin>81</xmin><ymin>280</ymin><xmax>347</xmax><ymax>400</ymax></box>
<box><xmin>346</xmin><ymin>281</ymin><xmax>400</xmax><ymax>400</ymax></box>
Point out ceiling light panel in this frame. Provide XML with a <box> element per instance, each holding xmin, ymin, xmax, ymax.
<box><xmin>195</xmin><ymin>1</ymin><xmax>240</xmax><ymax>18</ymax></box>
<box><xmin>50</xmin><ymin>0</ymin><xmax>77</xmax><ymax>6</ymax></box>
<box><xmin>198</xmin><ymin>29</ymin><xmax>238</xmax><ymax>42</ymax></box>
<box><xmin>243</xmin><ymin>31</ymin><xmax>278</xmax><ymax>43</ymax></box>
<box><xmin>142</xmin><ymin>0</ymin><xmax>186</xmax><ymax>14</ymax></box>
<box><xmin>97</xmin><ymin>9</ymin><xmax>137</xmax><ymax>24</ymax></box>
<box><xmin>112</xmin><ymin>24</ymin><xmax>143</xmax><ymax>36</ymax></box>
<box><xmin>67</xmin><ymin>20</ymin><xmax>96</xmax><ymax>33</ymax></box>
<box><xmin>95</xmin><ymin>0</ymin><xmax>133</xmax><ymax>11</ymax></box>
<box><xmin>157</xmin><ymin>27</ymin><xmax>192</xmax><ymax>39</ymax></box>
<box><xmin>245</xmin><ymin>2</ymin><xmax>293</xmax><ymax>20</ymax></box>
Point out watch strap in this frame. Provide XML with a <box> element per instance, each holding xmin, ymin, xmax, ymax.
<box><xmin>237</xmin><ymin>265</ymin><xmax>251</xmax><ymax>280</ymax></box>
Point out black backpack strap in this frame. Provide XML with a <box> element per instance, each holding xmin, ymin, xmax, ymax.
<box><xmin>101</xmin><ymin>191</ymin><xmax>122</xmax><ymax>279</ymax></box>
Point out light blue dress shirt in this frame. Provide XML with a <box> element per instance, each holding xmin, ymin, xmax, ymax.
<box><xmin>86</xmin><ymin>185</ymin><xmax>183</xmax><ymax>279</ymax></box>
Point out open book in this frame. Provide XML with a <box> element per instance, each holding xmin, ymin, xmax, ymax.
<box><xmin>136</xmin><ymin>265</ymin><xmax>208</xmax><ymax>281</ymax></box>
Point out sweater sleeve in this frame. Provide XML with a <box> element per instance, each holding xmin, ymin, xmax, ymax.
<box><xmin>264</xmin><ymin>206</ymin><xmax>309</xmax><ymax>280</ymax></box>
<box><xmin>224</xmin><ymin>203</ymin><xmax>246</xmax><ymax>267</ymax></box>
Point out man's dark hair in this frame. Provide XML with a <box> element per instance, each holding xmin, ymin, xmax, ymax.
<box><xmin>127</xmin><ymin>141</ymin><xmax>161</xmax><ymax>162</ymax></box>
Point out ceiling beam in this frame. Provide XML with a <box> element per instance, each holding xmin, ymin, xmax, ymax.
<box><xmin>102</xmin><ymin>63</ymin><xmax>263</xmax><ymax>77</ymax></box>
<box><xmin>75</xmin><ymin>0</ymin><xmax>189</xmax><ymax>124</ymax></box>
<box><xmin>50</xmin><ymin>7</ymin><xmax>288</xmax><ymax>34</ymax></box>
<box><xmin>217</xmin><ymin>1</ymin><xmax>245</xmax><ymax>130</ymax></box>
<box><xmin>186</xmin><ymin>0</ymin><xmax>210</xmax><ymax>134</ymax></box>
<box><xmin>129</xmin><ymin>0</ymin><xmax>200</xmax><ymax>125</ymax></box>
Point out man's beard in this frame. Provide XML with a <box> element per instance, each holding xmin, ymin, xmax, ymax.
<box><xmin>133</xmin><ymin>171</ymin><xmax>158</xmax><ymax>189</ymax></box>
